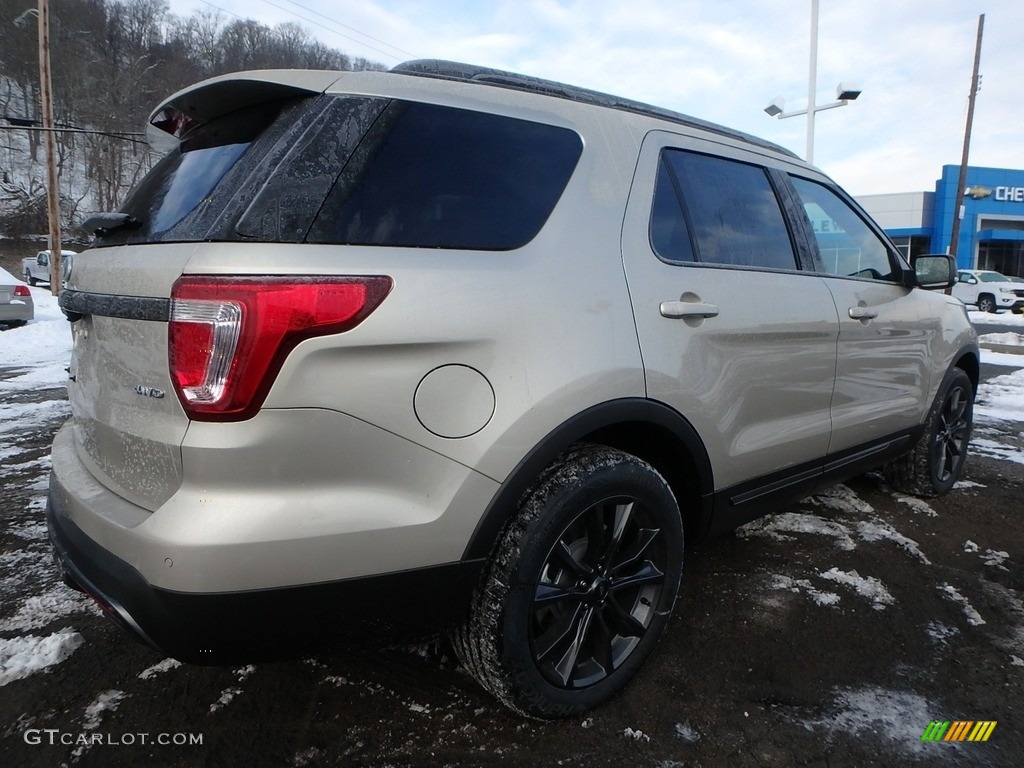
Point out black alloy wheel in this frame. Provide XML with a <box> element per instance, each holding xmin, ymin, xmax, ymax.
<box><xmin>452</xmin><ymin>444</ymin><xmax>684</xmax><ymax>718</ymax></box>
<box><xmin>930</xmin><ymin>373</ymin><xmax>972</xmax><ymax>485</ymax></box>
<box><xmin>530</xmin><ymin>496</ymin><xmax>668</xmax><ymax>690</ymax></box>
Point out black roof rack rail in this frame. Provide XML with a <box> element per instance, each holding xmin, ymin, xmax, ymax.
<box><xmin>389</xmin><ymin>59</ymin><xmax>798</xmax><ymax>160</ymax></box>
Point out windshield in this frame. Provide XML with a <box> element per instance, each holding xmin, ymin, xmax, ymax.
<box><xmin>978</xmin><ymin>271</ymin><xmax>1009</xmax><ymax>282</ymax></box>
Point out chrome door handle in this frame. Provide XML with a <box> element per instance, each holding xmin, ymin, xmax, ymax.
<box><xmin>660</xmin><ymin>301</ymin><xmax>719</xmax><ymax>319</ymax></box>
<box><xmin>848</xmin><ymin>307</ymin><xmax>878</xmax><ymax>320</ymax></box>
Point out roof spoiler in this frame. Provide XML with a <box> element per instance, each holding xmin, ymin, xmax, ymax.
<box><xmin>145</xmin><ymin>70</ymin><xmax>345</xmax><ymax>151</ymax></box>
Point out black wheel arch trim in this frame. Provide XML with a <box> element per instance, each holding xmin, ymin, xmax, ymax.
<box><xmin>946</xmin><ymin>341</ymin><xmax>981</xmax><ymax>394</ymax></box>
<box><xmin>461</xmin><ymin>398</ymin><xmax>715</xmax><ymax>561</ymax></box>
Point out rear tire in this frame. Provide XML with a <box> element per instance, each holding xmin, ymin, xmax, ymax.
<box><xmin>24</xmin><ymin>272</ymin><xmax>36</xmax><ymax>287</ymax></box>
<box><xmin>452</xmin><ymin>444</ymin><xmax>684</xmax><ymax>719</ymax></box>
<box><xmin>884</xmin><ymin>368</ymin><xmax>973</xmax><ymax>497</ymax></box>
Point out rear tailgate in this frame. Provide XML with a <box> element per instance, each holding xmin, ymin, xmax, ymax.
<box><xmin>63</xmin><ymin>245</ymin><xmax>198</xmax><ymax>511</ymax></box>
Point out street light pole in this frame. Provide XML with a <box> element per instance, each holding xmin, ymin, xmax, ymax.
<box><xmin>806</xmin><ymin>0</ymin><xmax>819</xmax><ymax>164</ymax></box>
<box><xmin>37</xmin><ymin>0</ymin><xmax>62</xmax><ymax>295</ymax></box>
<box><xmin>764</xmin><ymin>0</ymin><xmax>860</xmax><ymax>165</ymax></box>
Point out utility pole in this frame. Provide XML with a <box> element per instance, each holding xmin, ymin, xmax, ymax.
<box><xmin>38</xmin><ymin>0</ymin><xmax>62</xmax><ymax>295</ymax></box>
<box><xmin>949</xmin><ymin>13</ymin><xmax>985</xmax><ymax>264</ymax></box>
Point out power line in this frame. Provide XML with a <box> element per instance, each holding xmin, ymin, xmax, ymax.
<box><xmin>276</xmin><ymin>0</ymin><xmax>417</xmax><ymax>59</ymax></box>
<box><xmin>260</xmin><ymin>0</ymin><xmax>405</xmax><ymax>62</ymax></box>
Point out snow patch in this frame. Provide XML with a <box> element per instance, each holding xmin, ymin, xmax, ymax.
<box><xmin>138</xmin><ymin>658</ymin><xmax>182</xmax><ymax>679</ymax></box>
<box><xmin>623</xmin><ymin>727</ymin><xmax>650</xmax><ymax>742</ymax></box>
<box><xmin>737</xmin><ymin>512</ymin><xmax>856</xmax><ymax>551</ymax></box>
<box><xmin>971</xmin><ymin>438</ymin><xmax>1024</xmax><ymax>465</ymax></box>
<box><xmin>953</xmin><ymin>480</ymin><xmax>986</xmax><ymax>490</ymax></box>
<box><xmin>766</xmin><ymin>574</ymin><xmax>841</xmax><ymax>607</ymax></box>
<box><xmin>938</xmin><ymin>584</ymin><xmax>985</xmax><ymax>626</ymax></box>
<box><xmin>811</xmin><ymin>484</ymin><xmax>874</xmax><ymax>516</ymax></box>
<box><xmin>974</xmin><ymin>367</ymin><xmax>1024</xmax><ymax>423</ymax></box>
<box><xmin>805</xmin><ymin>686</ymin><xmax>941</xmax><ymax>756</ymax></box>
<box><xmin>855</xmin><ymin>520</ymin><xmax>930</xmax><ymax>564</ymax></box>
<box><xmin>0</xmin><ymin>629</ymin><xmax>84</xmax><ymax>685</ymax></box>
<box><xmin>0</xmin><ymin>584</ymin><xmax>96</xmax><ymax>632</ymax></box>
<box><xmin>818</xmin><ymin>568</ymin><xmax>895</xmax><ymax>610</ymax></box>
<box><xmin>210</xmin><ymin>687</ymin><xmax>242</xmax><ymax>713</ymax></box>
<box><xmin>925</xmin><ymin>621</ymin><xmax>959</xmax><ymax>646</ymax></box>
<box><xmin>82</xmin><ymin>689</ymin><xmax>126</xmax><ymax>730</ymax></box>
<box><xmin>1011</xmin><ymin>656</ymin><xmax>1024</xmax><ymax>667</ymax></box>
<box><xmin>894</xmin><ymin>495</ymin><xmax>937</xmax><ymax>516</ymax></box>
<box><xmin>673</xmin><ymin>722</ymin><xmax>700</xmax><ymax>742</ymax></box>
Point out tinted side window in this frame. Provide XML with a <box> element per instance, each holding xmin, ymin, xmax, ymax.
<box><xmin>791</xmin><ymin>177</ymin><xmax>897</xmax><ymax>281</ymax></box>
<box><xmin>652</xmin><ymin>150</ymin><xmax>796</xmax><ymax>270</ymax></box>
<box><xmin>307</xmin><ymin>102</ymin><xmax>583</xmax><ymax>250</ymax></box>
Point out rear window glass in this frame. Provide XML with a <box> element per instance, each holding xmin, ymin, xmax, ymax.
<box><xmin>97</xmin><ymin>101</ymin><xmax>287</xmax><ymax>246</ymax></box>
<box><xmin>307</xmin><ymin>102</ymin><xmax>583</xmax><ymax>250</ymax></box>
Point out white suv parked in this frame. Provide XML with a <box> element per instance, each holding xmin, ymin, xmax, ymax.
<box><xmin>952</xmin><ymin>269</ymin><xmax>1024</xmax><ymax>313</ymax></box>
<box><xmin>48</xmin><ymin>60</ymin><xmax>978</xmax><ymax>718</ymax></box>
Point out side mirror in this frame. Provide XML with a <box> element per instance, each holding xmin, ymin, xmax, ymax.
<box><xmin>911</xmin><ymin>254</ymin><xmax>956</xmax><ymax>290</ymax></box>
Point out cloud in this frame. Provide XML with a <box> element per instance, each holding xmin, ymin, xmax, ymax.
<box><xmin>166</xmin><ymin>0</ymin><xmax>1023</xmax><ymax>194</ymax></box>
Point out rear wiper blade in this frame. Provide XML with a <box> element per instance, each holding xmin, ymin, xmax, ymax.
<box><xmin>81</xmin><ymin>212</ymin><xmax>142</xmax><ymax>237</ymax></box>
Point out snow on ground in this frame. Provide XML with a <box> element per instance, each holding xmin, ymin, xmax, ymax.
<box><xmin>138</xmin><ymin>657</ymin><xmax>182</xmax><ymax>680</ymax></box>
<box><xmin>804</xmin><ymin>687</ymin><xmax>949</xmax><ymax>758</ymax></box>
<box><xmin>937</xmin><ymin>584</ymin><xmax>986</xmax><ymax>626</ymax></box>
<box><xmin>0</xmin><ymin>629</ymin><xmax>84</xmax><ymax>686</ymax></box>
<box><xmin>0</xmin><ymin>286</ymin><xmax>72</xmax><ymax>386</ymax></box>
<box><xmin>975</xmin><ymin>366</ymin><xmax>1024</xmax><ymax>421</ymax></box>
<box><xmin>980</xmin><ymin>332</ymin><xmax>1024</xmax><ymax>347</ymax></box>
<box><xmin>818</xmin><ymin>567</ymin><xmax>895</xmax><ymax>610</ymax></box>
<box><xmin>967</xmin><ymin>307</ymin><xmax>1024</xmax><ymax>326</ymax></box>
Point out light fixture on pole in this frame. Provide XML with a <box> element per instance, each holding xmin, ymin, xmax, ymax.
<box><xmin>763</xmin><ymin>0</ymin><xmax>861</xmax><ymax>164</ymax></box>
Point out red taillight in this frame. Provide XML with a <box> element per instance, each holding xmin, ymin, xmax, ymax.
<box><xmin>13</xmin><ymin>285</ymin><xmax>31</xmax><ymax>297</ymax></box>
<box><xmin>168</xmin><ymin>276</ymin><xmax>392</xmax><ymax>421</ymax></box>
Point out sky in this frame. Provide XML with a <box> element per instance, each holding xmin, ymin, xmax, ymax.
<box><xmin>161</xmin><ymin>0</ymin><xmax>1024</xmax><ymax>197</ymax></box>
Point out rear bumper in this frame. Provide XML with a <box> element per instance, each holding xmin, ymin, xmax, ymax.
<box><xmin>0</xmin><ymin>302</ymin><xmax>33</xmax><ymax>323</ymax></box>
<box><xmin>47</xmin><ymin>485</ymin><xmax>484</xmax><ymax>663</ymax></box>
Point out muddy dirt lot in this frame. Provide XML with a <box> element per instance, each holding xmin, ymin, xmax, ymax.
<box><xmin>1</xmin><ymin>360</ymin><xmax>1023</xmax><ymax>768</ymax></box>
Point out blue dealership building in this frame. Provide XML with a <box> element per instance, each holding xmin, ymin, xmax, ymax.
<box><xmin>858</xmin><ymin>164</ymin><xmax>1024</xmax><ymax>277</ymax></box>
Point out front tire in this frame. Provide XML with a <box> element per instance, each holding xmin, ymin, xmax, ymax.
<box><xmin>884</xmin><ymin>368</ymin><xmax>973</xmax><ymax>497</ymax></box>
<box><xmin>977</xmin><ymin>294</ymin><xmax>996</xmax><ymax>313</ymax></box>
<box><xmin>452</xmin><ymin>444</ymin><xmax>684</xmax><ymax>718</ymax></box>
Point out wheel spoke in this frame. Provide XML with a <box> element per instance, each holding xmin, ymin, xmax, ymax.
<box><xmin>600</xmin><ymin>501</ymin><xmax>634</xmax><ymax>568</ymax></box>
<box><xmin>591</xmin><ymin>611</ymin><xmax>616</xmax><ymax>674</ymax></box>
<box><xmin>534</xmin><ymin>602</ymin><xmax>587</xmax><ymax>665</ymax></box>
<box><xmin>584</xmin><ymin>506</ymin><xmax>609</xmax><ymax>567</ymax></box>
<box><xmin>611</xmin><ymin>527</ymin><xmax>660</xmax><ymax>575</ymax></box>
<box><xmin>609</xmin><ymin>560</ymin><xmax>665</xmax><ymax>593</ymax></box>
<box><xmin>604</xmin><ymin>595</ymin><xmax>648</xmax><ymax>638</ymax></box>
<box><xmin>551</xmin><ymin>606</ymin><xmax>595</xmax><ymax>687</ymax></box>
<box><xmin>550</xmin><ymin>539</ymin><xmax>592</xmax><ymax>579</ymax></box>
<box><xmin>534</xmin><ymin>582</ymin><xmax>585</xmax><ymax>605</ymax></box>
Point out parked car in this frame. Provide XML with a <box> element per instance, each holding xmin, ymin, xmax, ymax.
<box><xmin>22</xmin><ymin>249</ymin><xmax>75</xmax><ymax>287</ymax></box>
<box><xmin>0</xmin><ymin>266</ymin><xmax>34</xmax><ymax>328</ymax></box>
<box><xmin>48</xmin><ymin>61</ymin><xmax>978</xmax><ymax>719</ymax></box>
<box><xmin>951</xmin><ymin>268</ymin><xmax>1024</xmax><ymax>313</ymax></box>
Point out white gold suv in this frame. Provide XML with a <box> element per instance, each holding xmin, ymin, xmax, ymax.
<box><xmin>47</xmin><ymin>60</ymin><xmax>978</xmax><ymax>718</ymax></box>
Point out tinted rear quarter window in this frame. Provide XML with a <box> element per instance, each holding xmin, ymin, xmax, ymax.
<box><xmin>307</xmin><ymin>102</ymin><xmax>583</xmax><ymax>250</ymax></box>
